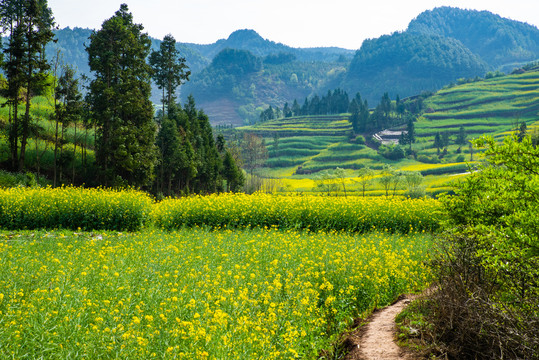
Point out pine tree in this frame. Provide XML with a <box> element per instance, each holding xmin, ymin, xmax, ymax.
<box><xmin>86</xmin><ymin>4</ymin><xmax>157</xmax><ymax>187</ymax></box>
<box><xmin>149</xmin><ymin>34</ymin><xmax>190</xmax><ymax>117</ymax></box>
<box><xmin>456</xmin><ymin>125</ymin><xmax>467</xmax><ymax>145</ymax></box>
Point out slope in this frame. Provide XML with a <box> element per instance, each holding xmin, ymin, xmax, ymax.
<box><xmin>233</xmin><ymin>66</ymin><xmax>539</xmax><ymax>194</ymax></box>
<box><xmin>407</xmin><ymin>6</ymin><xmax>539</xmax><ymax>69</ymax></box>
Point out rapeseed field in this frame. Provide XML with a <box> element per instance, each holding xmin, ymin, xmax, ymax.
<box><xmin>0</xmin><ymin>228</ymin><xmax>431</xmax><ymax>359</ymax></box>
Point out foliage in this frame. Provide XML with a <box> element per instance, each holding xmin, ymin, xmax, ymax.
<box><xmin>86</xmin><ymin>4</ymin><xmax>157</xmax><ymax>187</ymax></box>
<box><xmin>432</xmin><ymin>134</ymin><xmax>539</xmax><ymax>359</ymax></box>
<box><xmin>408</xmin><ymin>6</ymin><xmax>539</xmax><ymax>68</ymax></box>
<box><xmin>0</xmin><ymin>228</ymin><xmax>431</xmax><ymax>359</ymax></box>
<box><xmin>149</xmin><ymin>34</ymin><xmax>190</xmax><ymax>115</ymax></box>
<box><xmin>241</xmin><ymin>133</ymin><xmax>268</xmax><ymax>176</ymax></box>
<box><xmin>0</xmin><ymin>0</ymin><xmax>56</xmax><ymax>171</ymax></box>
<box><xmin>152</xmin><ymin>193</ymin><xmax>442</xmax><ymax>233</ymax></box>
<box><xmin>343</xmin><ymin>32</ymin><xmax>487</xmax><ymax>104</ymax></box>
<box><xmin>0</xmin><ymin>186</ymin><xmax>153</xmax><ymax>231</ymax></box>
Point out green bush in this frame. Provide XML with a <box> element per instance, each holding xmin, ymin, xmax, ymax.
<box><xmin>432</xmin><ymin>134</ymin><xmax>539</xmax><ymax>359</ymax></box>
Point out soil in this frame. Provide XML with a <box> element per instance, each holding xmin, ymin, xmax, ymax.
<box><xmin>344</xmin><ymin>295</ymin><xmax>417</xmax><ymax>360</ymax></box>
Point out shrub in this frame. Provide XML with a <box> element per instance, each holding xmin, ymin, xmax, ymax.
<box><xmin>431</xmin><ymin>134</ymin><xmax>539</xmax><ymax>359</ymax></box>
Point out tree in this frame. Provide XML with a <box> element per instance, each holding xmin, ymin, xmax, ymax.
<box><xmin>86</xmin><ymin>4</ymin><xmax>157</xmax><ymax>187</ymax></box>
<box><xmin>434</xmin><ymin>132</ymin><xmax>443</xmax><ymax>152</ymax></box>
<box><xmin>149</xmin><ymin>34</ymin><xmax>190</xmax><ymax>117</ymax></box>
<box><xmin>357</xmin><ymin>166</ymin><xmax>375</xmax><ymax>197</ymax></box>
<box><xmin>456</xmin><ymin>125</ymin><xmax>467</xmax><ymax>145</ymax></box>
<box><xmin>1</xmin><ymin>0</ymin><xmax>55</xmax><ymax>171</ymax></box>
<box><xmin>155</xmin><ymin>116</ymin><xmax>182</xmax><ymax>195</ymax></box>
<box><xmin>403</xmin><ymin>171</ymin><xmax>424</xmax><ymax>198</ymax></box>
<box><xmin>334</xmin><ymin>167</ymin><xmax>347</xmax><ymax>197</ymax></box>
<box><xmin>442</xmin><ymin>131</ymin><xmax>450</xmax><ymax>148</ymax></box>
<box><xmin>378</xmin><ymin>165</ymin><xmax>393</xmax><ymax>197</ymax></box>
<box><xmin>282</xmin><ymin>102</ymin><xmax>292</xmax><ymax>118</ymax></box>
<box><xmin>55</xmin><ymin>65</ymin><xmax>83</xmax><ymax>185</ymax></box>
<box><xmin>291</xmin><ymin>99</ymin><xmax>301</xmax><ymax>116</ymax></box>
<box><xmin>405</xmin><ymin>117</ymin><xmax>416</xmax><ymax>150</ymax></box>
<box><xmin>517</xmin><ymin>121</ymin><xmax>527</xmax><ymax>142</ymax></box>
<box><xmin>222</xmin><ymin>150</ymin><xmax>244</xmax><ymax>192</ymax></box>
<box><xmin>315</xmin><ymin>169</ymin><xmax>338</xmax><ymax>196</ymax></box>
<box><xmin>216</xmin><ymin>134</ymin><xmax>225</xmax><ymax>153</ymax></box>
<box><xmin>349</xmin><ymin>98</ymin><xmax>361</xmax><ymax>134</ymax></box>
<box><xmin>241</xmin><ymin>133</ymin><xmax>268</xmax><ymax>176</ymax></box>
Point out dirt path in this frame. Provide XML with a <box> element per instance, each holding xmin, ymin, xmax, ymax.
<box><xmin>345</xmin><ymin>296</ymin><xmax>414</xmax><ymax>360</ymax></box>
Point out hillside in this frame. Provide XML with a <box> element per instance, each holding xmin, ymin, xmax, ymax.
<box><xmin>414</xmin><ymin>66</ymin><xmax>539</xmax><ymax>142</ymax></box>
<box><xmin>183</xmin><ymin>48</ymin><xmax>349</xmax><ymax>126</ymax></box>
<box><xmin>407</xmin><ymin>6</ymin><xmax>539</xmax><ymax>69</ymax></box>
<box><xmin>342</xmin><ymin>32</ymin><xmax>488</xmax><ymax>104</ymax></box>
<box><xmin>232</xmin><ymin>67</ymin><xmax>539</xmax><ymax>194</ymax></box>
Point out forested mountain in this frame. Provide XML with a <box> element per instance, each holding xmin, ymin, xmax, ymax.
<box><xmin>407</xmin><ymin>7</ymin><xmax>539</xmax><ymax>69</ymax></box>
<box><xmin>44</xmin><ymin>27</ymin><xmax>353</xmax><ymax>114</ymax></box>
<box><xmin>340</xmin><ymin>7</ymin><xmax>539</xmax><ymax>105</ymax></box>
<box><xmin>186</xmin><ymin>29</ymin><xmax>354</xmax><ymax>62</ymax></box>
<box><xmin>182</xmin><ymin>48</ymin><xmax>348</xmax><ymax>126</ymax></box>
<box><xmin>46</xmin><ymin>28</ymin><xmax>353</xmax><ymax>83</ymax></box>
<box><xmin>342</xmin><ymin>32</ymin><xmax>488</xmax><ymax>104</ymax></box>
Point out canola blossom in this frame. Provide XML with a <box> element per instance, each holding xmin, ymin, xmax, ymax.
<box><xmin>153</xmin><ymin>193</ymin><xmax>442</xmax><ymax>233</ymax></box>
<box><xmin>0</xmin><ymin>229</ymin><xmax>432</xmax><ymax>359</ymax></box>
<box><xmin>0</xmin><ymin>186</ymin><xmax>153</xmax><ymax>231</ymax></box>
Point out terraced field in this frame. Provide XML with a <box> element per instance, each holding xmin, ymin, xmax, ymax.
<box><xmin>417</xmin><ymin>70</ymin><xmax>539</xmax><ymax>140</ymax></box>
<box><xmin>235</xmin><ymin>69</ymin><xmax>539</xmax><ymax>195</ymax></box>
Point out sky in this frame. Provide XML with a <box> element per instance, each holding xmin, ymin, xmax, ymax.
<box><xmin>48</xmin><ymin>0</ymin><xmax>539</xmax><ymax>50</ymax></box>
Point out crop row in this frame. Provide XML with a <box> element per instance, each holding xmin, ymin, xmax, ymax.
<box><xmin>153</xmin><ymin>193</ymin><xmax>442</xmax><ymax>233</ymax></box>
<box><xmin>0</xmin><ymin>188</ymin><xmax>443</xmax><ymax>232</ymax></box>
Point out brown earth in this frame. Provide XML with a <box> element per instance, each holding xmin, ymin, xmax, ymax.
<box><xmin>345</xmin><ymin>295</ymin><xmax>418</xmax><ymax>360</ymax></box>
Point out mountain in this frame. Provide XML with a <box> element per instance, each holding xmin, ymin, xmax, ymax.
<box><xmin>44</xmin><ymin>27</ymin><xmax>353</xmax><ymax>110</ymax></box>
<box><xmin>407</xmin><ymin>7</ymin><xmax>539</xmax><ymax>69</ymax></box>
<box><xmin>43</xmin><ymin>8</ymin><xmax>539</xmax><ymax>126</ymax></box>
<box><xmin>182</xmin><ymin>47</ymin><xmax>348</xmax><ymax>126</ymax></box>
<box><xmin>340</xmin><ymin>7</ymin><xmax>539</xmax><ymax>105</ymax></box>
<box><xmin>186</xmin><ymin>29</ymin><xmax>354</xmax><ymax>62</ymax></box>
<box><xmin>342</xmin><ymin>32</ymin><xmax>488</xmax><ymax>104</ymax></box>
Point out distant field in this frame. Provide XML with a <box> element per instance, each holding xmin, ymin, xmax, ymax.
<box><xmin>235</xmin><ymin>70</ymin><xmax>538</xmax><ymax>194</ymax></box>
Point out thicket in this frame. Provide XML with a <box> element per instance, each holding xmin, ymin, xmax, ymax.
<box><xmin>430</xmin><ymin>134</ymin><xmax>539</xmax><ymax>359</ymax></box>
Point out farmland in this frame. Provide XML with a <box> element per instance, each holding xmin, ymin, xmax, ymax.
<box><xmin>0</xmin><ymin>188</ymin><xmax>438</xmax><ymax>359</ymax></box>
<box><xmin>233</xmin><ymin>68</ymin><xmax>539</xmax><ymax>195</ymax></box>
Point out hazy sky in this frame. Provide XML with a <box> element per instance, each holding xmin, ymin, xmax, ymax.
<box><xmin>48</xmin><ymin>0</ymin><xmax>539</xmax><ymax>49</ymax></box>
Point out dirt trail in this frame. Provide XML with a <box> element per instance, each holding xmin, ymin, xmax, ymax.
<box><xmin>345</xmin><ymin>296</ymin><xmax>414</xmax><ymax>360</ymax></box>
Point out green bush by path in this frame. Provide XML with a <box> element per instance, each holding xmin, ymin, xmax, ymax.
<box><xmin>0</xmin><ymin>187</ymin><xmax>153</xmax><ymax>231</ymax></box>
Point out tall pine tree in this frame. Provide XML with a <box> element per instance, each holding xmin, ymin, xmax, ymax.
<box><xmin>149</xmin><ymin>34</ymin><xmax>190</xmax><ymax>118</ymax></box>
<box><xmin>86</xmin><ymin>4</ymin><xmax>157</xmax><ymax>187</ymax></box>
